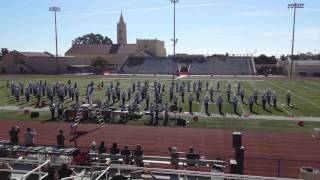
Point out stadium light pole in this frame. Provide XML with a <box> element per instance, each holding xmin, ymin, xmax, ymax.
<box><xmin>49</xmin><ymin>6</ymin><xmax>61</xmax><ymax>73</ymax></box>
<box><xmin>170</xmin><ymin>0</ymin><xmax>178</xmax><ymax>81</ymax></box>
<box><xmin>288</xmin><ymin>3</ymin><xmax>304</xmax><ymax>78</ymax></box>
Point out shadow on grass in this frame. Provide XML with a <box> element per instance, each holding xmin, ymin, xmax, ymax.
<box><xmin>264</xmin><ymin>108</ymin><xmax>272</xmax><ymax>114</ymax></box>
<box><xmin>289</xmin><ymin>106</ymin><xmax>299</xmax><ymax>110</ymax></box>
<box><xmin>250</xmin><ymin>110</ymin><xmax>258</xmax><ymax>115</ymax></box>
<box><xmin>274</xmin><ymin>107</ymin><xmax>283</xmax><ymax>112</ymax></box>
<box><xmin>17</xmin><ymin>102</ymin><xmax>29</xmax><ymax>106</ymax></box>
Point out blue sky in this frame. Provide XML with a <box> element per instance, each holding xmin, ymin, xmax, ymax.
<box><xmin>0</xmin><ymin>0</ymin><xmax>319</xmax><ymax>56</ymax></box>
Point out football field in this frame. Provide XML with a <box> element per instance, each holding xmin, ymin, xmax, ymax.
<box><xmin>0</xmin><ymin>75</ymin><xmax>320</xmax><ymax>132</ymax></box>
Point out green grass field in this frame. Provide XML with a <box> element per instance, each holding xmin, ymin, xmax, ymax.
<box><xmin>0</xmin><ymin>75</ymin><xmax>320</xmax><ymax>133</ymax></box>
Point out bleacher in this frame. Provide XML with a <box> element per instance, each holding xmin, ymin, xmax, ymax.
<box><xmin>0</xmin><ymin>139</ymin><xmax>303</xmax><ymax>180</ymax></box>
<box><xmin>118</xmin><ymin>56</ymin><xmax>255</xmax><ymax>75</ymax></box>
<box><xmin>0</xmin><ymin>158</ymin><xmax>301</xmax><ymax>180</ymax></box>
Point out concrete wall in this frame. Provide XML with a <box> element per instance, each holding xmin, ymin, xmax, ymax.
<box><xmin>0</xmin><ymin>52</ymin><xmax>96</xmax><ymax>74</ymax></box>
<box><xmin>280</xmin><ymin>58</ymin><xmax>320</xmax><ymax>77</ymax></box>
<box><xmin>294</xmin><ymin>63</ymin><xmax>320</xmax><ymax>76</ymax></box>
<box><xmin>62</xmin><ymin>54</ymin><xmax>128</xmax><ymax>66</ymax></box>
<box><xmin>0</xmin><ymin>61</ymin><xmax>5</xmax><ymax>73</ymax></box>
<box><xmin>136</xmin><ymin>39</ymin><xmax>166</xmax><ymax>57</ymax></box>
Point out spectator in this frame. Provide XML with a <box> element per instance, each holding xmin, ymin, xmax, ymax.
<box><xmin>72</xmin><ymin>152</ymin><xmax>90</xmax><ymax>166</ymax></box>
<box><xmin>42</xmin><ymin>166</ymin><xmax>58</xmax><ymax>180</ymax></box>
<box><xmin>9</xmin><ymin>125</ymin><xmax>20</xmax><ymax>145</ymax></box>
<box><xmin>133</xmin><ymin>144</ymin><xmax>143</xmax><ymax>167</ymax></box>
<box><xmin>121</xmin><ymin>146</ymin><xmax>131</xmax><ymax>164</ymax></box>
<box><xmin>90</xmin><ymin>141</ymin><xmax>97</xmax><ymax>153</ymax></box>
<box><xmin>169</xmin><ymin>147</ymin><xmax>179</xmax><ymax>169</ymax></box>
<box><xmin>24</xmin><ymin>128</ymin><xmax>36</xmax><ymax>146</ymax></box>
<box><xmin>186</xmin><ymin>146</ymin><xmax>200</xmax><ymax>167</ymax></box>
<box><xmin>56</xmin><ymin>129</ymin><xmax>65</xmax><ymax>148</ymax></box>
<box><xmin>98</xmin><ymin>141</ymin><xmax>107</xmax><ymax>154</ymax></box>
<box><xmin>58</xmin><ymin>164</ymin><xmax>75</xmax><ymax>179</ymax></box>
<box><xmin>110</xmin><ymin>143</ymin><xmax>120</xmax><ymax>154</ymax></box>
<box><xmin>110</xmin><ymin>143</ymin><xmax>120</xmax><ymax>162</ymax></box>
<box><xmin>0</xmin><ymin>162</ymin><xmax>12</xmax><ymax>180</ymax></box>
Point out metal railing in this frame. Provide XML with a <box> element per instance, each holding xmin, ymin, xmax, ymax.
<box><xmin>0</xmin><ymin>156</ymin><xmax>304</xmax><ymax>180</ymax></box>
<box><xmin>94</xmin><ymin>166</ymin><xmax>111</xmax><ymax>180</ymax></box>
<box><xmin>89</xmin><ymin>153</ymin><xmax>226</xmax><ymax>167</ymax></box>
<box><xmin>60</xmin><ymin>169</ymin><xmax>109</xmax><ymax>180</ymax></box>
<box><xmin>61</xmin><ymin>175</ymin><xmax>89</xmax><ymax>180</ymax></box>
<box><xmin>20</xmin><ymin>160</ymin><xmax>50</xmax><ymax>180</ymax></box>
<box><xmin>2</xmin><ymin>149</ymin><xmax>317</xmax><ymax>178</ymax></box>
<box><xmin>90</xmin><ymin>164</ymin><xmax>301</xmax><ymax>180</ymax></box>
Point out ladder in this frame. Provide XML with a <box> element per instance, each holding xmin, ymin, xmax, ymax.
<box><xmin>95</xmin><ymin>108</ymin><xmax>105</xmax><ymax>127</ymax></box>
<box><xmin>71</xmin><ymin>107</ymin><xmax>83</xmax><ymax>129</ymax></box>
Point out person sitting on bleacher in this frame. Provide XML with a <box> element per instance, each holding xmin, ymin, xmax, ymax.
<box><xmin>110</xmin><ymin>143</ymin><xmax>120</xmax><ymax>154</ymax></box>
<box><xmin>42</xmin><ymin>166</ymin><xmax>57</xmax><ymax>180</ymax></box>
<box><xmin>90</xmin><ymin>141</ymin><xmax>97</xmax><ymax>153</ymax></box>
<box><xmin>97</xmin><ymin>141</ymin><xmax>107</xmax><ymax>164</ymax></box>
<box><xmin>58</xmin><ymin>164</ymin><xmax>75</xmax><ymax>179</ymax></box>
<box><xmin>98</xmin><ymin>141</ymin><xmax>107</xmax><ymax>154</ymax></box>
<box><xmin>24</xmin><ymin>128</ymin><xmax>36</xmax><ymax>147</ymax></box>
<box><xmin>186</xmin><ymin>146</ymin><xmax>200</xmax><ymax>167</ymax></box>
<box><xmin>133</xmin><ymin>144</ymin><xmax>144</xmax><ymax>167</ymax></box>
<box><xmin>73</xmin><ymin>152</ymin><xmax>90</xmax><ymax>166</ymax></box>
<box><xmin>121</xmin><ymin>146</ymin><xmax>131</xmax><ymax>164</ymax></box>
<box><xmin>0</xmin><ymin>162</ymin><xmax>12</xmax><ymax>180</ymax></box>
<box><xmin>169</xmin><ymin>147</ymin><xmax>179</xmax><ymax>169</ymax></box>
<box><xmin>110</xmin><ymin>142</ymin><xmax>120</xmax><ymax>162</ymax></box>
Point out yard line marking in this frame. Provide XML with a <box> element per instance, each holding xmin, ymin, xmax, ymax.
<box><xmin>232</xmin><ymin>83</ymin><xmax>245</xmax><ymax>114</ymax></box>
<box><xmin>303</xmin><ymin>81</ymin><xmax>320</xmax><ymax>89</ymax></box>
<box><xmin>200</xmin><ymin>102</ymin><xmax>204</xmax><ymax>114</ymax></box>
<box><xmin>280</xmin><ymin>104</ymin><xmax>292</xmax><ymax>116</ymax></box>
<box><xmin>267</xmin><ymin>81</ymin><xmax>320</xmax><ymax>109</ymax></box>
<box><xmin>248</xmin><ymin>80</ymin><xmax>292</xmax><ymax>116</ymax></box>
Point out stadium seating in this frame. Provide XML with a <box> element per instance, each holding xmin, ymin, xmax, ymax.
<box><xmin>0</xmin><ymin>158</ymin><xmax>300</xmax><ymax>180</ymax></box>
<box><xmin>119</xmin><ymin>56</ymin><xmax>255</xmax><ymax>75</ymax></box>
<box><xmin>0</xmin><ymin>141</ymin><xmax>302</xmax><ymax>180</ymax></box>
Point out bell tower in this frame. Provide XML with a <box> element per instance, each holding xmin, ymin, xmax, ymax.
<box><xmin>117</xmin><ymin>11</ymin><xmax>127</xmax><ymax>44</ymax></box>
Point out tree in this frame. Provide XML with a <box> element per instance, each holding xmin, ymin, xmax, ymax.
<box><xmin>254</xmin><ymin>54</ymin><xmax>277</xmax><ymax>64</ymax></box>
<box><xmin>0</xmin><ymin>48</ymin><xmax>9</xmax><ymax>60</ymax></box>
<box><xmin>91</xmin><ymin>57</ymin><xmax>108</xmax><ymax>74</ymax></box>
<box><xmin>280</xmin><ymin>55</ymin><xmax>286</xmax><ymax>61</ymax></box>
<box><xmin>72</xmin><ymin>33</ymin><xmax>112</xmax><ymax>45</ymax></box>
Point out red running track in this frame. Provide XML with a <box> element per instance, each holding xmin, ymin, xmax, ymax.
<box><xmin>0</xmin><ymin>120</ymin><xmax>319</xmax><ymax>178</ymax></box>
